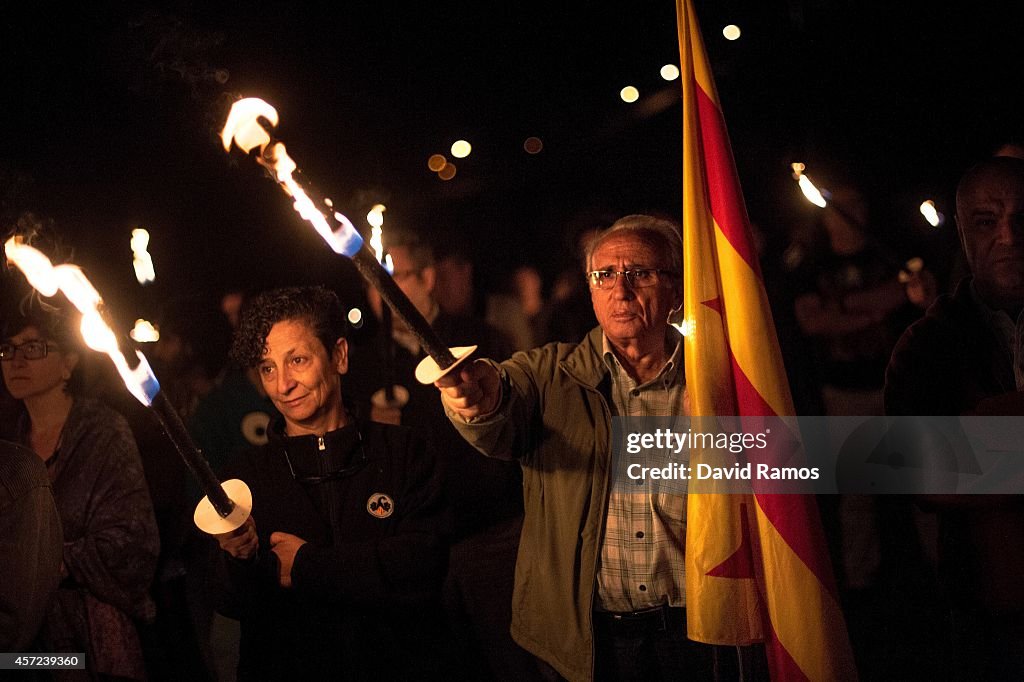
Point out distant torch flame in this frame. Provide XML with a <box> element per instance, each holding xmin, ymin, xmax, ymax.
<box><xmin>919</xmin><ymin>200</ymin><xmax>944</xmax><ymax>227</ymax></box>
<box><xmin>130</xmin><ymin>319</ymin><xmax>160</xmax><ymax>343</ymax></box>
<box><xmin>791</xmin><ymin>162</ymin><xmax>828</xmax><ymax>208</ymax></box>
<box><xmin>221</xmin><ymin>98</ymin><xmax>363</xmax><ymax>257</ymax></box>
<box><xmin>130</xmin><ymin>228</ymin><xmax>156</xmax><ymax>285</ymax></box>
<box><xmin>366</xmin><ymin>204</ymin><xmax>394</xmax><ymax>274</ymax></box>
<box><xmin>4</xmin><ymin>236</ymin><xmax>161</xmax><ymax>406</ymax></box>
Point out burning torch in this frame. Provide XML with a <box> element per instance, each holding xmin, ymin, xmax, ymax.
<box><xmin>4</xmin><ymin>236</ymin><xmax>251</xmax><ymax>536</ymax></box>
<box><xmin>220</xmin><ymin>97</ymin><xmax>476</xmax><ymax>384</ymax></box>
<box><xmin>366</xmin><ymin>205</ymin><xmax>410</xmax><ymax>412</ymax></box>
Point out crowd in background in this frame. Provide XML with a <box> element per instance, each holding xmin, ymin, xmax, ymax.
<box><xmin>1</xmin><ymin>147</ymin><xmax>1018</xmax><ymax>680</ymax></box>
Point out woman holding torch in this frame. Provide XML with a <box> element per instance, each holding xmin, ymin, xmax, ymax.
<box><xmin>1</xmin><ymin>304</ymin><xmax>159</xmax><ymax>680</ymax></box>
<box><xmin>212</xmin><ymin>286</ymin><xmax>452</xmax><ymax>679</ymax></box>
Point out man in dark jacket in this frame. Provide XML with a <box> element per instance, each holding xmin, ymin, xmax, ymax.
<box><xmin>214</xmin><ymin>286</ymin><xmax>450</xmax><ymax>680</ymax></box>
<box><xmin>885</xmin><ymin>156</ymin><xmax>1024</xmax><ymax>679</ymax></box>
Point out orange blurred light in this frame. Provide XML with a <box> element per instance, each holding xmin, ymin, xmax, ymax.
<box><xmin>523</xmin><ymin>137</ymin><xmax>544</xmax><ymax>154</ymax></box>
<box><xmin>428</xmin><ymin>154</ymin><xmax>447</xmax><ymax>172</ymax></box>
<box><xmin>438</xmin><ymin>163</ymin><xmax>457</xmax><ymax>180</ymax></box>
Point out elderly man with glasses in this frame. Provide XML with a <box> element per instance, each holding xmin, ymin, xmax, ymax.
<box><xmin>436</xmin><ymin>215</ymin><xmax>731</xmax><ymax>681</ymax></box>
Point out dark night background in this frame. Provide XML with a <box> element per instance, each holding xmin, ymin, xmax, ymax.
<box><xmin>2</xmin><ymin>0</ymin><xmax>1023</xmax><ymax>324</ymax></box>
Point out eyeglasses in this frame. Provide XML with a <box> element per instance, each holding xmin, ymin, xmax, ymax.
<box><xmin>587</xmin><ymin>269</ymin><xmax>676</xmax><ymax>290</ymax></box>
<box><xmin>0</xmin><ymin>340</ymin><xmax>57</xmax><ymax>362</ymax></box>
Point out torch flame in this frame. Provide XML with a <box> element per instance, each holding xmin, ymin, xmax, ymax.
<box><xmin>4</xmin><ymin>238</ymin><xmax>61</xmax><ymax>297</ymax></box>
<box><xmin>367</xmin><ymin>204</ymin><xmax>385</xmax><ymax>229</ymax></box>
<box><xmin>221</xmin><ymin>98</ymin><xmax>280</xmax><ymax>153</ymax></box>
<box><xmin>221</xmin><ymin>98</ymin><xmax>364</xmax><ymax>257</ymax></box>
<box><xmin>3</xmin><ymin>236</ymin><xmax>161</xmax><ymax>406</ymax></box>
<box><xmin>366</xmin><ymin>204</ymin><xmax>394</xmax><ymax>274</ymax></box>
<box><xmin>130</xmin><ymin>228</ymin><xmax>156</xmax><ymax>285</ymax></box>
<box><xmin>919</xmin><ymin>200</ymin><xmax>944</xmax><ymax>227</ymax></box>
<box><xmin>130</xmin><ymin>319</ymin><xmax>160</xmax><ymax>343</ymax></box>
<box><xmin>791</xmin><ymin>162</ymin><xmax>827</xmax><ymax>208</ymax></box>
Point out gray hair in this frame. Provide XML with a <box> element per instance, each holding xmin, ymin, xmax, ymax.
<box><xmin>583</xmin><ymin>214</ymin><xmax>683</xmax><ymax>277</ymax></box>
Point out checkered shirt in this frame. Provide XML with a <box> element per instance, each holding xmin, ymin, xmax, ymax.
<box><xmin>594</xmin><ymin>333</ymin><xmax>687</xmax><ymax>612</ymax></box>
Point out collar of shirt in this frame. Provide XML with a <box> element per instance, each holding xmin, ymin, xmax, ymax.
<box><xmin>601</xmin><ymin>331</ymin><xmax>685</xmax><ymax>418</ymax></box>
<box><xmin>601</xmin><ymin>332</ymin><xmax>683</xmax><ymax>390</ymax></box>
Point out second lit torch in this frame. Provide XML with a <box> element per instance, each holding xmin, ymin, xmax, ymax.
<box><xmin>220</xmin><ymin>97</ymin><xmax>477</xmax><ymax>385</ymax></box>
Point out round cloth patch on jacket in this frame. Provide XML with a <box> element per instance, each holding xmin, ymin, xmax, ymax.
<box><xmin>366</xmin><ymin>493</ymin><xmax>394</xmax><ymax>518</ymax></box>
<box><xmin>241</xmin><ymin>411</ymin><xmax>272</xmax><ymax>446</ymax></box>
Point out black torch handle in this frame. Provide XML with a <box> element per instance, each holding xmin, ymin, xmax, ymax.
<box><xmin>381</xmin><ymin>304</ymin><xmax>396</xmax><ymax>402</ymax></box>
<box><xmin>351</xmin><ymin>246</ymin><xmax>457</xmax><ymax>368</ymax></box>
<box><xmin>151</xmin><ymin>391</ymin><xmax>235</xmax><ymax>518</ymax></box>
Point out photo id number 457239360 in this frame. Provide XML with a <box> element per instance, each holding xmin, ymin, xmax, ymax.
<box><xmin>2</xmin><ymin>654</ymin><xmax>85</xmax><ymax>670</ymax></box>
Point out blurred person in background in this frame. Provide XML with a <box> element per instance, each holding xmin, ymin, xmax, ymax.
<box><xmin>542</xmin><ymin>210</ymin><xmax>613</xmax><ymax>344</ymax></box>
<box><xmin>886</xmin><ymin>156</ymin><xmax>1024</xmax><ymax>679</ymax></box>
<box><xmin>486</xmin><ymin>265</ymin><xmax>546</xmax><ymax>353</ymax></box>
<box><xmin>785</xmin><ymin>179</ymin><xmax>942</xmax><ymax>678</ymax></box>
<box><xmin>434</xmin><ymin>247</ymin><xmax>477</xmax><ymax>318</ymax></box>
<box><xmin>365</xmin><ymin>232</ymin><xmax>535</xmax><ymax>680</ymax></box>
<box><xmin>0</xmin><ymin>438</ymin><xmax>62</xmax><ymax>652</ymax></box>
<box><xmin>2</xmin><ymin>303</ymin><xmax>159</xmax><ymax>680</ymax></box>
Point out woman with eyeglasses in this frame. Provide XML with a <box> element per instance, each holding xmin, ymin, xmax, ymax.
<box><xmin>1</xmin><ymin>307</ymin><xmax>159</xmax><ymax>681</ymax></box>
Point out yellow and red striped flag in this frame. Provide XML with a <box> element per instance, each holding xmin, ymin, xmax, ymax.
<box><xmin>676</xmin><ymin>1</ymin><xmax>856</xmax><ymax>679</ymax></box>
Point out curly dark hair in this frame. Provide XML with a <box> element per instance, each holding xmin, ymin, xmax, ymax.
<box><xmin>230</xmin><ymin>286</ymin><xmax>347</xmax><ymax>368</ymax></box>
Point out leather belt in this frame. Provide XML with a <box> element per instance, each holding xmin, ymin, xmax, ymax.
<box><xmin>593</xmin><ymin>604</ymin><xmax>685</xmax><ymax>634</ymax></box>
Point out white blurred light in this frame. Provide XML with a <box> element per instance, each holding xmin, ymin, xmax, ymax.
<box><xmin>672</xmin><ymin>319</ymin><xmax>696</xmax><ymax>337</ymax></box>
<box><xmin>919</xmin><ymin>200</ymin><xmax>944</xmax><ymax>227</ymax></box>
<box><xmin>620</xmin><ymin>86</ymin><xmax>640</xmax><ymax>103</ymax></box>
<box><xmin>347</xmin><ymin>308</ymin><xmax>363</xmax><ymax>327</ymax></box>
<box><xmin>451</xmin><ymin>140</ymin><xmax>472</xmax><ymax>159</ymax></box>
<box><xmin>723</xmin><ymin>25</ymin><xmax>742</xmax><ymax>41</ymax></box>
<box><xmin>791</xmin><ymin>162</ymin><xmax>828</xmax><ymax>208</ymax></box>
<box><xmin>798</xmin><ymin>175</ymin><xmax>828</xmax><ymax>208</ymax></box>
<box><xmin>660</xmin><ymin>64</ymin><xmax>680</xmax><ymax>81</ymax></box>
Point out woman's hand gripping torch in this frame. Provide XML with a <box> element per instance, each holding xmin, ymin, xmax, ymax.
<box><xmin>3</xmin><ymin>236</ymin><xmax>252</xmax><ymax>538</ymax></box>
<box><xmin>220</xmin><ymin>97</ymin><xmax>476</xmax><ymax>384</ymax></box>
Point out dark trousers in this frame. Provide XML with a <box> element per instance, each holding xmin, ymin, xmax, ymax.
<box><xmin>592</xmin><ymin>607</ymin><xmax>767</xmax><ymax>682</ymax></box>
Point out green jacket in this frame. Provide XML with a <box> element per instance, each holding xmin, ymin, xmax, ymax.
<box><xmin>449</xmin><ymin>327</ymin><xmax>613</xmax><ymax>681</ymax></box>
